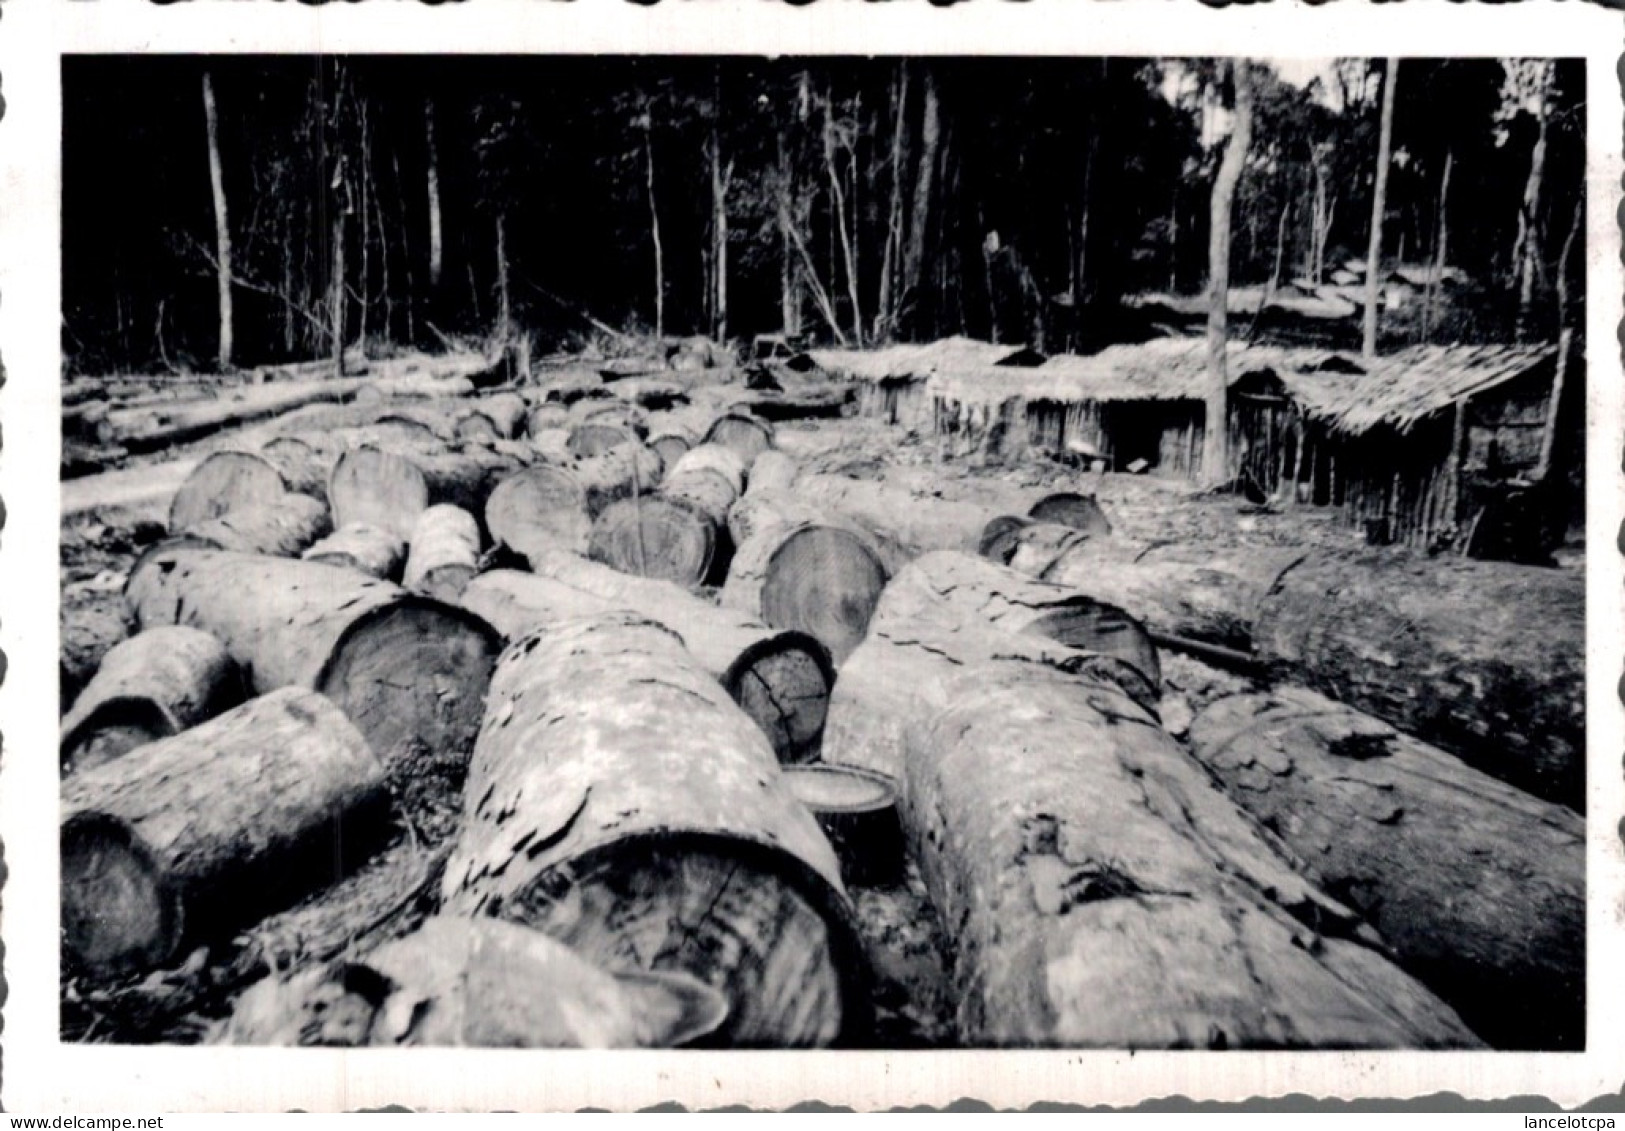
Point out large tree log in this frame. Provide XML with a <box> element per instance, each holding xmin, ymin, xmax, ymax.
<box><xmin>62</xmin><ymin>458</ymin><xmax>202</xmax><ymax>524</ymax></box>
<box><xmin>61</xmin><ymin>584</ymin><xmax>136</xmax><ymax>716</ymax></box>
<box><xmin>182</xmin><ymin>492</ymin><xmax>333</xmax><ymax>557</ymax></box>
<box><xmin>463</xmin><ymin>558</ymin><xmax>835</xmax><ymax>764</ymax></box>
<box><xmin>168</xmin><ymin>450</ymin><xmax>293</xmax><ymax>533</ymax></box>
<box><xmin>441</xmin><ymin>612</ymin><xmax>869</xmax><ymax>1046</ymax></box>
<box><xmin>484</xmin><ymin>465</ymin><xmax>594</xmax><ymax>560</ymax></box>
<box><xmin>746</xmin><ymin>449</ymin><xmax>799</xmax><ymax>495</ymax></box>
<box><xmin>328</xmin><ymin>446</ymin><xmax>431</xmax><ymax>541</ymax></box>
<box><xmin>102</xmin><ymin>376</ymin><xmax>372</xmax><ymax>453</ymax></box>
<box><xmin>821</xmin><ymin>565</ymin><xmax>1158</xmax><ymax>782</ymax></box>
<box><xmin>571</xmin><ymin>441</ymin><xmax>665</xmax><ymax>514</ymax></box>
<box><xmin>569</xmin><ymin>398</ymin><xmax>650</xmax><ymax>437</ymax></box>
<box><xmin>61</xmin><ymin>687</ymin><xmax>389</xmax><ymax>978</ymax></box>
<box><xmin>665</xmin><ymin>443</ymin><xmax>746</xmax><ymax>498</ymax></box>
<box><xmin>524</xmin><ymin>402</ymin><xmax>572</xmax><ymax>438</ymax></box>
<box><xmin>1188</xmin><ymin>689</ymin><xmax>1584</xmax><ymax>1051</ymax></box>
<box><xmin>646</xmin><ymin>422</ymin><xmax>697</xmax><ymax>469</ymax></box>
<box><xmin>302</xmin><ymin>522</ymin><xmax>407</xmax><ymax>580</ymax></box>
<box><xmin>221</xmin><ymin>916</ymin><xmax>729</xmax><ymax>1049</ymax></box>
<box><xmin>979</xmin><ymin>516</ymin><xmax>1102</xmax><ymax>579</ymax></box>
<box><xmin>793</xmin><ymin>473</ymin><xmax>999</xmax><ymax>558</ymax></box>
<box><xmin>125</xmin><ymin>549</ymin><xmax>500</xmax><ymax>776</ymax></box>
<box><xmin>589</xmin><ymin>496</ymin><xmax>718</xmax><ymax>589</ymax></box>
<box><xmin>568</xmin><ymin>420</ymin><xmax>640</xmax><ymax>458</ymax></box>
<box><xmin>904</xmin><ymin>664</ymin><xmax>1479</xmax><ymax>1048</ymax></box>
<box><xmin>1252</xmin><ymin>550</ymin><xmax>1585</xmax><ymax>810</ymax></box>
<box><xmin>1028</xmin><ymin>491</ymin><xmax>1113</xmax><ymax>535</ymax></box>
<box><xmin>402</xmin><ymin>504</ymin><xmax>483</xmax><ymax>602</ymax></box>
<box><xmin>720</xmin><ymin>492</ymin><xmax>892</xmax><ymax>665</ymax></box>
<box><xmin>455</xmin><ymin>392</ymin><xmax>528</xmax><ymax>441</ymax></box>
<box><xmin>703</xmin><ymin>412</ymin><xmax>774</xmax><ymax>463</ymax></box>
<box><xmin>60</xmin><ymin>626</ymin><xmax>244</xmax><ymax>775</ymax></box>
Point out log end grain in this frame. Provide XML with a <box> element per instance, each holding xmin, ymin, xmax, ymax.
<box><xmin>704</xmin><ymin>413</ymin><xmax>774</xmax><ymax>464</ymax></box>
<box><xmin>725</xmin><ymin>630</ymin><xmax>836</xmax><ymax>765</ymax></box>
<box><xmin>183</xmin><ymin>492</ymin><xmax>334</xmax><ymax>558</ymax></box>
<box><xmin>589</xmin><ymin>496</ymin><xmax>716</xmax><ymax>589</ymax></box>
<box><xmin>329</xmin><ymin>446</ymin><xmax>431</xmax><ymax>542</ymax></box>
<box><xmin>61</xmin><ymin>811</ymin><xmax>180</xmax><ymax>977</ymax></box>
<box><xmin>649</xmin><ymin>432</ymin><xmax>694</xmax><ymax>470</ymax></box>
<box><xmin>168</xmin><ymin>450</ymin><xmax>288</xmax><ymax>533</ymax></box>
<box><xmin>759</xmin><ymin>526</ymin><xmax>888</xmax><ymax>665</ymax></box>
<box><xmin>568</xmin><ymin>421</ymin><xmax>638</xmax><ymax>458</ymax></box>
<box><xmin>484</xmin><ymin>465</ymin><xmax>592</xmax><ymax>561</ymax></box>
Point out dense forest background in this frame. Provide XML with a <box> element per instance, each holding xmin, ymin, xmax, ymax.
<box><xmin>61</xmin><ymin>55</ymin><xmax>1585</xmax><ymax>377</ymax></box>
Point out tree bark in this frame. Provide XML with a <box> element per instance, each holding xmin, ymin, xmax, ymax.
<box><xmin>746</xmin><ymin>449</ymin><xmax>799</xmax><ymax>495</ymax></box>
<box><xmin>402</xmin><ymin>504</ymin><xmax>482</xmax><ymax>603</ymax></box>
<box><xmin>440</xmin><ymin>611</ymin><xmax>868</xmax><ymax>1046</ymax></box>
<box><xmin>61</xmin><ymin>687</ymin><xmax>388</xmax><ymax>978</ymax></box>
<box><xmin>905</xmin><ymin>665</ymin><xmax>1479</xmax><ymax>1048</ymax></box>
<box><xmin>1515</xmin><ymin>63</ymin><xmax>1554</xmax><ymax>339</ymax></box>
<box><xmin>642</xmin><ymin>97</ymin><xmax>665</xmax><ymax>339</ymax></box>
<box><xmin>1189</xmin><ymin>688</ymin><xmax>1583</xmax><ymax>1050</ymax></box>
<box><xmin>900</xmin><ymin>68</ymin><xmax>941</xmax><ymax>334</ymax></box>
<box><xmin>60</xmin><ymin>625</ymin><xmax>244</xmax><ymax>776</ymax></box>
<box><xmin>1421</xmin><ymin>148</ymin><xmax>1453</xmax><ymax>344</ymax></box>
<box><xmin>301</xmin><ymin>521</ymin><xmax>406</xmax><ymax>580</ymax></box>
<box><xmin>202</xmin><ymin>72</ymin><xmax>234</xmax><ymax>372</ymax></box>
<box><xmin>1362</xmin><ymin>58</ymin><xmax>1398</xmax><ymax>359</ymax></box>
<box><xmin>464</xmin><ymin>558</ymin><xmax>835</xmax><ymax>765</ymax></box>
<box><xmin>793</xmin><ymin>473</ymin><xmax>1001</xmax><ymax>558</ymax></box>
<box><xmin>125</xmin><ymin>548</ymin><xmax>500</xmax><ymax>777</ymax></box>
<box><xmin>1254</xmin><ymin>548</ymin><xmax>1585</xmax><ymax>810</ymax></box>
<box><xmin>1203</xmin><ymin>59</ymin><xmax>1253</xmax><ymax>487</ymax></box>
<box><xmin>61</xmin><ymin>585</ymin><xmax>137</xmax><ymax>717</ymax></box>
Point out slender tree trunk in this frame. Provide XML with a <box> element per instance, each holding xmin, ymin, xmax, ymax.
<box><xmin>642</xmin><ymin>99</ymin><xmax>664</xmax><ymax>339</ymax></box>
<box><xmin>901</xmin><ymin>69</ymin><xmax>941</xmax><ymax>335</ymax></box>
<box><xmin>1516</xmin><ymin>65</ymin><xmax>1554</xmax><ymax>341</ymax></box>
<box><xmin>495</xmin><ymin>213</ymin><xmax>511</xmax><ymax>343</ymax></box>
<box><xmin>358</xmin><ymin>101</ymin><xmax>371</xmax><ymax>346</ymax></box>
<box><xmin>425</xmin><ymin>100</ymin><xmax>443</xmax><ymax>292</ymax></box>
<box><xmin>331</xmin><ymin>179</ymin><xmax>347</xmax><ymax>375</ymax></box>
<box><xmin>875</xmin><ymin>64</ymin><xmax>908</xmax><ymax>342</ymax></box>
<box><xmin>1422</xmin><ymin>149</ymin><xmax>1453</xmax><ymax>344</ymax></box>
<box><xmin>776</xmin><ymin>132</ymin><xmax>802</xmax><ymax>338</ymax></box>
<box><xmin>391</xmin><ymin>151</ymin><xmax>417</xmax><ymax>343</ymax></box>
<box><xmin>1362</xmin><ymin>57</ymin><xmax>1398</xmax><ymax>359</ymax></box>
<box><xmin>708</xmin><ymin>98</ymin><xmax>730</xmax><ymax>343</ymax></box>
<box><xmin>824</xmin><ymin>90</ymin><xmax>864</xmax><ymax>347</ymax></box>
<box><xmin>1202</xmin><ymin>60</ymin><xmax>1253</xmax><ymax>488</ymax></box>
<box><xmin>202</xmin><ymin>72</ymin><xmax>234</xmax><ymax>372</ymax></box>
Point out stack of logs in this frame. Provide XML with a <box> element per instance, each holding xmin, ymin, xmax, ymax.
<box><xmin>59</xmin><ymin>350</ymin><xmax>1584</xmax><ymax>1052</ymax></box>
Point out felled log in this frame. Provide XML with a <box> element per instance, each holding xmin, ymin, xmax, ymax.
<box><xmin>646</xmin><ymin>422</ymin><xmax>697</xmax><ymax>469</ymax></box>
<box><xmin>904</xmin><ymin>664</ymin><xmax>1479</xmax><ymax>1048</ymax></box>
<box><xmin>328</xmin><ymin>446</ymin><xmax>431</xmax><ymax>541</ymax></box>
<box><xmin>168</xmin><ymin>450</ymin><xmax>296</xmax><ymax>533</ymax></box>
<box><xmin>568</xmin><ymin>420</ymin><xmax>639</xmax><ymax>458</ymax></box>
<box><xmin>102</xmin><ymin>375</ymin><xmax>372</xmax><ymax>454</ymax></box>
<box><xmin>1189</xmin><ymin>689</ymin><xmax>1584</xmax><ymax>1051</ymax></box>
<box><xmin>126</xmin><ymin>549</ymin><xmax>500</xmax><ymax>773</ymax></box>
<box><xmin>571</xmin><ymin>441</ymin><xmax>664</xmax><ymax>513</ymax></box>
<box><xmin>61</xmin><ymin>687</ymin><xmax>388</xmax><ymax>978</ymax></box>
<box><xmin>665</xmin><ymin>443</ymin><xmax>746</xmax><ymax>498</ymax></box>
<box><xmin>794</xmin><ymin>474</ymin><xmax>998</xmax><ymax>558</ymax></box>
<box><xmin>183</xmin><ymin>492</ymin><xmax>333</xmax><ymax>557</ymax></box>
<box><xmin>60</xmin><ymin>625</ymin><xmax>244</xmax><ymax>775</ymax></box>
<box><xmin>61</xmin><ymin>584</ymin><xmax>136</xmax><ymax>715</ymax></box>
<box><xmin>441</xmin><ymin>612</ymin><xmax>869</xmax><ymax>1046</ymax></box>
<box><xmin>1253</xmin><ymin>550</ymin><xmax>1586</xmax><ymax>810</ymax></box>
<box><xmin>220</xmin><ymin>916</ymin><xmax>729</xmax><ymax>1048</ymax></box>
<box><xmin>402</xmin><ymin>504</ymin><xmax>483</xmax><ymax>602</ymax></box>
<box><xmin>703</xmin><ymin>412</ymin><xmax>774</xmax><ymax>463</ymax></box>
<box><xmin>1040</xmin><ymin>540</ymin><xmax>1309</xmax><ymax>653</ymax></box>
<box><xmin>821</xmin><ymin>565</ymin><xmax>1158</xmax><ymax>781</ymax></box>
<box><xmin>63</xmin><ymin>458</ymin><xmax>202</xmax><ymax>524</ymax></box>
<box><xmin>877</xmin><ymin>550</ymin><xmax>1160</xmax><ymax>696</ymax></box>
<box><xmin>569</xmin><ymin>398</ymin><xmax>649</xmax><ymax>437</ymax></box>
<box><xmin>720</xmin><ymin>491</ymin><xmax>891</xmax><ymax>665</ymax></box>
<box><xmin>464</xmin><ymin>557</ymin><xmax>835</xmax><ymax>764</ymax></box>
<box><xmin>455</xmin><ymin>392</ymin><xmax>528</xmax><ymax>441</ymax></box>
<box><xmin>589</xmin><ymin>495</ymin><xmax>718</xmax><ymax>589</ymax></box>
<box><xmin>302</xmin><ymin>522</ymin><xmax>407</xmax><ymax>580</ymax></box>
<box><xmin>258</xmin><ymin>436</ymin><xmax>331</xmax><ymax>498</ymax></box>
<box><xmin>484</xmin><ymin>465</ymin><xmax>595</xmax><ymax>560</ymax></box>
<box><xmin>1028</xmin><ymin>491</ymin><xmax>1112</xmax><ymax>535</ymax></box>
<box><xmin>979</xmin><ymin>516</ymin><xmax>1097</xmax><ymax>577</ymax></box>
<box><xmin>523</xmin><ymin>402</ymin><xmax>571</xmax><ymax>438</ymax></box>
<box><xmin>746</xmin><ymin>449</ymin><xmax>799</xmax><ymax>495</ymax></box>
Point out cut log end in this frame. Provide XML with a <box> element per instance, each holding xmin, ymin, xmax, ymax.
<box><xmin>317</xmin><ymin>600</ymin><xmax>501</xmax><ymax>772</ymax></box>
<box><xmin>568</xmin><ymin>422</ymin><xmax>638</xmax><ymax>458</ymax></box>
<box><xmin>783</xmin><ymin>764</ymin><xmax>905</xmax><ymax>889</ymax></box>
<box><xmin>484</xmin><ymin>466</ymin><xmax>591</xmax><ymax>561</ymax></box>
<box><xmin>650</xmin><ymin>433</ymin><xmax>693</xmax><ymax>470</ymax></box>
<box><xmin>1029</xmin><ymin>492</ymin><xmax>1113</xmax><ymax>536</ymax></box>
<box><xmin>329</xmin><ymin>447</ymin><xmax>431</xmax><ymax>542</ymax></box>
<box><xmin>61</xmin><ymin>812</ymin><xmax>178</xmax><ymax>977</ymax></box>
<box><xmin>589</xmin><ymin>497</ymin><xmax>716</xmax><ymax>588</ymax></box>
<box><xmin>760</xmin><ymin>527</ymin><xmax>888</xmax><ymax>664</ymax></box>
<box><xmin>485</xmin><ymin>833</ymin><xmax>864</xmax><ymax>1047</ymax></box>
<box><xmin>168</xmin><ymin>451</ymin><xmax>288</xmax><ymax>533</ymax></box>
<box><xmin>704</xmin><ymin>414</ymin><xmax>774</xmax><ymax>463</ymax></box>
<box><xmin>62</xmin><ymin>698</ymin><xmax>171</xmax><ymax>775</ymax></box>
<box><xmin>725</xmin><ymin>631</ymin><xmax>835</xmax><ymax>765</ymax></box>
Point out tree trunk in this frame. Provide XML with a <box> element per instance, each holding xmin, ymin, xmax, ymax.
<box><xmin>182</xmin><ymin>492</ymin><xmax>333</xmax><ymax>558</ymax></box>
<box><xmin>1189</xmin><ymin>688</ymin><xmax>1582</xmax><ymax>1051</ymax></box>
<box><xmin>301</xmin><ymin>521</ymin><xmax>406</xmax><ymax>580</ymax></box>
<box><xmin>720</xmin><ymin>491</ymin><xmax>893</xmax><ymax>665</ymax></box>
<box><xmin>793</xmin><ymin>473</ymin><xmax>1002</xmax><ymax>558</ymax></box>
<box><xmin>904</xmin><ymin>664</ymin><xmax>1479</xmax><ymax>1048</ymax></box>
<box><xmin>1254</xmin><ymin>548</ymin><xmax>1585</xmax><ymax>810</ymax></box>
<box><xmin>61</xmin><ymin>687</ymin><xmax>388</xmax><ymax>978</ymax></box>
<box><xmin>588</xmin><ymin>495</ymin><xmax>717</xmax><ymax>589</ymax></box>
<box><xmin>703</xmin><ymin>413</ymin><xmax>775</xmax><ymax>465</ymax></box>
<box><xmin>103</xmin><ymin>375</ymin><xmax>375</xmax><ymax>457</ymax></box>
<box><xmin>61</xmin><ymin>585</ymin><xmax>137</xmax><ymax>717</ymax></box>
<box><xmin>1515</xmin><ymin>64</ymin><xmax>1554</xmax><ymax>339</ymax></box>
<box><xmin>1203</xmin><ymin>60</ymin><xmax>1253</xmax><ymax>487</ymax></box>
<box><xmin>776</xmin><ymin>129</ymin><xmax>802</xmax><ymax>338</ymax></box>
<box><xmin>331</xmin><ymin>154</ymin><xmax>349</xmax><ymax>376</ymax></box>
<box><xmin>642</xmin><ymin>101</ymin><xmax>665</xmax><ymax>339</ymax></box>
<box><xmin>60</xmin><ymin>625</ymin><xmax>244</xmax><ymax>776</ymax></box>
<box><xmin>746</xmin><ymin>449</ymin><xmax>799</xmax><ymax>495</ymax></box>
<box><xmin>327</xmin><ymin>446</ymin><xmax>431</xmax><ymax>540</ymax></box>
<box><xmin>425</xmin><ymin>99</ymin><xmax>443</xmax><ymax>290</ymax></box>
<box><xmin>169</xmin><ymin>449</ymin><xmax>303</xmax><ymax>532</ymax></box>
<box><xmin>125</xmin><ymin>548</ymin><xmax>500</xmax><ymax>777</ymax></box>
<box><xmin>874</xmin><ymin>64</ymin><xmax>909</xmax><ymax>341</ymax></box>
<box><xmin>1362</xmin><ymin>58</ymin><xmax>1398</xmax><ymax>359</ymax></box>
<box><xmin>440</xmin><ymin>612</ymin><xmax>869</xmax><ymax>1046</ymax></box>
<box><xmin>201</xmin><ymin>72</ymin><xmax>234</xmax><ymax>372</ymax></box>
<box><xmin>1422</xmin><ymin>148</ymin><xmax>1453</xmax><ymax>344</ymax></box>
<box><xmin>484</xmin><ymin>464</ymin><xmax>594</xmax><ymax>560</ymax></box>
<box><xmin>901</xmin><ymin>69</ymin><xmax>941</xmax><ymax>334</ymax></box>
<box><xmin>402</xmin><ymin>504</ymin><xmax>482</xmax><ymax>603</ymax></box>
<box><xmin>495</xmin><ymin>214</ymin><xmax>511</xmax><ymax>343</ymax></box>
<box><xmin>823</xmin><ymin>91</ymin><xmax>864</xmax><ymax>347</ymax></box>
<box><xmin>464</xmin><ymin>558</ymin><xmax>835</xmax><ymax>765</ymax></box>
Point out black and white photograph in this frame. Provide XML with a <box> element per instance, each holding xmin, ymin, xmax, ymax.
<box><xmin>6</xmin><ymin>1</ymin><xmax>1625</xmax><ymax>1111</ymax></box>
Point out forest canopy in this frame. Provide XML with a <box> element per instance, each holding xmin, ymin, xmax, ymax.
<box><xmin>61</xmin><ymin>55</ymin><xmax>1585</xmax><ymax>376</ymax></box>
